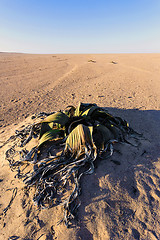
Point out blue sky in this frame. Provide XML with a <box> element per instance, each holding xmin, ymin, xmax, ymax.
<box><xmin>0</xmin><ymin>0</ymin><xmax>160</xmax><ymax>53</ymax></box>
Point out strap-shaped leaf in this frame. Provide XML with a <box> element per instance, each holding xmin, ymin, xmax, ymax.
<box><xmin>74</xmin><ymin>102</ymin><xmax>97</xmax><ymax>117</ymax></box>
<box><xmin>104</xmin><ymin>123</ymin><xmax>123</xmax><ymax>140</ymax></box>
<box><xmin>74</xmin><ymin>102</ymin><xmax>82</xmax><ymax>117</ymax></box>
<box><xmin>65</xmin><ymin>105</ymin><xmax>76</xmax><ymax>117</ymax></box>
<box><xmin>42</xmin><ymin>111</ymin><xmax>69</xmax><ymax>126</ymax></box>
<box><xmin>94</xmin><ymin>124</ymin><xmax>115</xmax><ymax>149</ymax></box>
<box><xmin>38</xmin><ymin>129</ymin><xmax>64</xmax><ymax>147</ymax></box>
<box><xmin>65</xmin><ymin>124</ymin><xmax>96</xmax><ymax>154</ymax></box>
<box><xmin>39</xmin><ymin>122</ymin><xmax>54</xmax><ymax>139</ymax></box>
<box><xmin>81</xmin><ymin>105</ymin><xmax>99</xmax><ymax>118</ymax></box>
<box><xmin>91</xmin><ymin>110</ymin><xmax>119</xmax><ymax>125</ymax></box>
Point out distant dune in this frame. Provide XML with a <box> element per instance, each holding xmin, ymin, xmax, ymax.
<box><xmin>0</xmin><ymin>53</ymin><xmax>160</xmax><ymax>239</ymax></box>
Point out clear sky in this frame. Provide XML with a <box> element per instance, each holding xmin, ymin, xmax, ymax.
<box><xmin>0</xmin><ymin>0</ymin><xmax>160</xmax><ymax>53</ymax></box>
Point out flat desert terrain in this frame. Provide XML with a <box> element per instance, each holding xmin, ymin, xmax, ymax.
<box><xmin>0</xmin><ymin>53</ymin><xmax>160</xmax><ymax>239</ymax></box>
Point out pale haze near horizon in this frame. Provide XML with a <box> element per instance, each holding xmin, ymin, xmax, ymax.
<box><xmin>0</xmin><ymin>0</ymin><xmax>160</xmax><ymax>54</ymax></box>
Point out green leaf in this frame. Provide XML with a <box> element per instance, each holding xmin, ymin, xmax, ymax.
<box><xmin>42</xmin><ymin>111</ymin><xmax>69</xmax><ymax>126</ymax></box>
<box><xmin>104</xmin><ymin>123</ymin><xmax>122</xmax><ymax>140</ymax></box>
<box><xmin>38</xmin><ymin>129</ymin><xmax>64</xmax><ymax>147</ymax></box>
<box><xmin>74</xmin><ymin>102</ymin><xmax>97</xmax><ymax>117</ymax></box>
<box><xmin>91</xmin><ymin>110</ymin><xmax>119</xmax><ymax>125</ymax></box>
<box><xmin>94</xmin><ymin>124</ymin><xmax>115</xmax><ymax>149</ymax></box>
<box><xmin>65</xmin><ymin>105</ymin><xmax>76</xmax><ymax>117</ymax></box>
<box><xmin>39</xmin><ymin>122</ymin><xmax>52</xmax><ymax>139</ymax></box>
<box><xmin>81</xmin><ymin>105</ymin><xmax>99</xmax><ymax>118</ymax></box>
<box><xmin>65</xmin><ymin>124</ymin><xmax>96</xmax><ymax>155</ymax></box>
<box><xmin>74</xmin><ymin>102</ymin><xmax>82</xmax><ymax>117</ymax></box>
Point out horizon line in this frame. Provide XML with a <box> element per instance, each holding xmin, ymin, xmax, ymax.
<box><xmin>1</xmin><ymin>51</ymin><xmax>160</xmax><ymax>55</ymax></box>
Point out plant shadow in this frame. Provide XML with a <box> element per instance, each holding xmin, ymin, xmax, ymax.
<box><xmin>75</xmin><ymin>108</ymin><xmax>160</xmax><ymax>239</ymax></box>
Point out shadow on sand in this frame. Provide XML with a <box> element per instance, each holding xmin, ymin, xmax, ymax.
<box><xmin>75</xmin><ymin>108</ymin><xmax>160</xmax><ymax>240</ymax></box>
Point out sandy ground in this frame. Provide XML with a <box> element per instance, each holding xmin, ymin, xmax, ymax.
<box><xmin>0</xmin><ymin>53</ymin><xmax>160</xmax><ymax>240</ymax></box>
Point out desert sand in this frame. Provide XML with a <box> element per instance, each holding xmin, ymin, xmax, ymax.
<box><xmin>0</xmin><ymin>53</ymin><xmax>160</xmax><ymax>240</ymax></box>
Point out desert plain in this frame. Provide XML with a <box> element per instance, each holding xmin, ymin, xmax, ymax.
<box><xmin>0</xmin><ymin>53</ymin><xmax>160</xmax><ymax>240</ymax></box>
